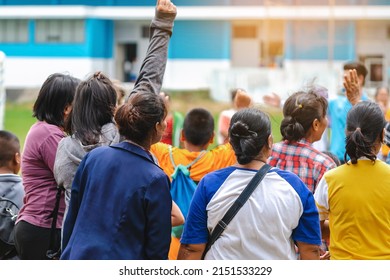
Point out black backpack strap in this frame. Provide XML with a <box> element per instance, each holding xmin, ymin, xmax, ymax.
<box><xmin>46</xmin><ymin>185</ymin><xmax>65</xmax><ymax>260</ymax></box>
<box><xmin>202</xmin><ymin>164</ymin><xmax>272</xmax><ymax>259</ymax></box>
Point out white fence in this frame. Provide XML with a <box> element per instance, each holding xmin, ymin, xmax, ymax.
<box><xmin>209</xmin><ymin>63</ymin><xmax>344</xmax><ymax>103</ymax></box>
<box><xmin>0</xmin><ymin>51</ymin><xmax>5</xmax><ymax>130</ymax></box>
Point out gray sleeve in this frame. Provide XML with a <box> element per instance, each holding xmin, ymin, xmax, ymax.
<box><xmin>128</xmin><ymin>9</ymin><xmax>176</xmax><ymax>98</ymax></box>
<box><xmin>54</xmin><ymin>138</ymin><xmax>78</xmax><ymax>208</ymax></box>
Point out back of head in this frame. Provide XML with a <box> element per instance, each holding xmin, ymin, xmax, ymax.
<box><xmin>345</xmin><ymin>101</ymin><xmax>386</xmax><ymax>164</ymax></box>
<box><xmin>115</xmin><ymin>92</ymin><xmax>167</xmax><ymax>145</ymax></box>
<box><xmin>322</xmin><ymin>151</ymin><xmax>341</xmax><ymax>167</ymax></box>
<box><xmin>229</xmin><ymin>108</ymin><xmax>271</xmax><ymax>165</ymax></box>
<box><xmin>0</xmin><ymin>130</ymin><xmax>20</xmax><ymax>172</ymax></box>
<box><xmin>183</xmin><ymin>108</ymin><xmax>214</xmax><ymax>146</ymax></box>
<box><xmin>69</xmin><ymin>71</ymin><xmax>117</xmax><ymax>145</ymax></box>
<box><xmin>280</xmin><ymin>87</ymin><xmax>328</xmax><ymax>142</ymax></box>
<box><xmin>33</xmin><ymin>73</ymin><xmax>80</xmax><ymax>128</ymax></box>
<box><xmin>230</xmin><ymin>88</ymin><xmax>241</xmax><ymax>102</ymax></box>
<box><xmin>343</xmin><ymin>61</ymin><xmax>368</xmax><ymax>85</ymax></box>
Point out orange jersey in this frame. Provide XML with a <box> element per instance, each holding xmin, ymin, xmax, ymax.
<box><xmin>150</xmin><ymin>142</ymin><xmax>237</xmax><ymax>182</ymax></box>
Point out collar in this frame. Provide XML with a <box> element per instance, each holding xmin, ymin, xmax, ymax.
<box><xmin>111</xmin><ymin>141</ymin><xmax>156</xmax><ymax>164</ymax></box>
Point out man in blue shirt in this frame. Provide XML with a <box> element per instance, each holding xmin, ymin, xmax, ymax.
<box><xmin>328</xmin><ymin>62</ymin><xmax>369</xmax><ymax>163</ymax></box>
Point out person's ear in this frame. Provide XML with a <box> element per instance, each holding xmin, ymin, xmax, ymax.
<box><xmin>381</xmin><ymin>127</ymin><xmax>386</xmax><ymax>144</ymax></box>
<box><xmin>312</xmin><ymin>118</ymin><xmax>320</xmax><ymax>131</ymax></box>
<box><xmin>13</xmin><ymin>152</ymin><xmax>21</xmax><ymax>174</ymax></box>
<box><xmin>180</xmin><ymin>130</ymin><xmax>185</xmax><ymax>142</ymax></box>
<box><xmin>208</xmin><ymin>132</ymin><xmax>215</xmax><ymax>144</ymax></box>
<box><xmin>268</xmin><ymin>134</ymin><xmax>273</xmax><ymax>150</ymax></box>
<box><xmin>64</xmin><ymin>104</ymin><xmax>72</xmax><ymax>116</ymax></box>
<box><xmin>155</xmin><ymin>121</ymin><xmax>165</xmax><ymax>134</ymax></box>
<box><xmin>358</xmin><ymin>74</ymin><xmax>365</xmax><ymax>87</ymax></box>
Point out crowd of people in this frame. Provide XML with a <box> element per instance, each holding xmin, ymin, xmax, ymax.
<box><xmin>1</xmin><ymin>0</ymin><xmax>390</xmax><ymax>260</ymax></box>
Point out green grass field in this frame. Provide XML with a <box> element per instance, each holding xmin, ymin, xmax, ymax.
<box><xmin>4</xmin><ymin>96</ymin><xmax>283</xmax><ymax>152</ymax></box>
<box><xmin>4</xmin><ymin>102</ymin><xmax>35</xmax><ymax>150</ymax></box>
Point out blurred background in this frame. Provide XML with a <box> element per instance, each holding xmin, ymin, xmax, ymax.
<box><xmin>1</xmin><ymin>0</ymin><xmax>390</xmax><ymax>147</ymax></box>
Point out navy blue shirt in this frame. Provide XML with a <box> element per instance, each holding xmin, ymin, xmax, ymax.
<box><xmin>61</xmin><ymin>142</ymin><xmax>172</xmax><ymax>260</ymax></box>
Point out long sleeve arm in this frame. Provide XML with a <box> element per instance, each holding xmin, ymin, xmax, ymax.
<box><xmin>128</xmin><ymin>8</ymin><xmax>176</xmax><ymax>98</ymax></box>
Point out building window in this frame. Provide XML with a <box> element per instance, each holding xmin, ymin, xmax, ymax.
<box><xmin>35</xmin><ymin>20</ymin><xmax>85</xmax><ymax>43</ymax></box>
<box><xmin>0</xmin><ymin>20</ymin><xmax>29</xmax><ymax>43</ymax></box>
<box><xmin>232</xmin><ymin>25</ymin><xmax>257</xmax><ymax>39</ymax></box>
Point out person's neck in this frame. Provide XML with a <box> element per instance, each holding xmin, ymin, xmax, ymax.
<box><xmin>183</xmin><ymin>142</ymin><xmax>208</xmax><ymax>152</ymax></box>
<box><xmin>125</xmin><ymin>139</ymin><xmax>149</xmax><ymax>151</ymax></box>
<box><xmin>236</xmin><ymin>157</ymin><xmax>268</xmax><ymax>170</ymax></box>
<box><xmin>0</xmin><ymin>166</ymin><xmax>16</xmax><ymax>175</ymax></box>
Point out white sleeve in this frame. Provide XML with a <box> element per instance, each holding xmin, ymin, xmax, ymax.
<box><xmin>313</xmin><ymin>176</ymin><xmax>329</xmax><ymax>221</ymax></box>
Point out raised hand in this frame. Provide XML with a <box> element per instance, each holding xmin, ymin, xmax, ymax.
<box><xmin>263</xmin><ymin>92</ymin><xmax>281</xmax><ymax>108</ymax></box>
<box><xmin>343</xmin><ymin>69</ymin><xmax>360</xmax><ymax>105</ymax></box>
<box><xmin>157</xmin><ymin>0</ymin><xmax>177</xmax><ymax>14</ymax></box>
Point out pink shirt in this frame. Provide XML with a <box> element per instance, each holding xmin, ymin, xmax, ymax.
<box><xmin>17</xmin><ymin>121</ymin><xmax>66</xmax><ymax>228</ymax></box>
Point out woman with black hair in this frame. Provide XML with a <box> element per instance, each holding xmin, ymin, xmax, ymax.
<box><xmin>54</xmin><ymin>71</ymin><xmax>120</xmax><ymax>221</ymax></box>
<box><xmin>60</xmin><ymin>0</ymin><xmax>177</xmax><ymax>260</ymax></box>
<box><xmin>314</xmin><ymin>101</ymin><xmax>390</xmax><ymax>259</ymax></box>
<box><xmin>61</xmin><ymin>92</ymin><xmax>172</xmax><ymax>260</ymax></box>
<box><xmin>14</xmin><ymin>73</ymin><xmax>80</xmax><ymax>259</ymax></box>
<box><xmin>269</xmin><ymin>86</ymin><xmax>336</xmax><ymax>193</ymax></box>
<box><xmin>178</xmin><ymin>108</ymin><xmax>321</xmax><ymax>260</ymax></box>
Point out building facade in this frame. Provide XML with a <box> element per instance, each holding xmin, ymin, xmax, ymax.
<box><xmin>0</xmin><ymin>0</ymin><xmax>390</xmax><ymax>100</ymax></box>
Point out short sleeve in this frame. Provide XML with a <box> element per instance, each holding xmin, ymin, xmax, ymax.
<box><xmin>313</xmin><ymin>176</ymin><xmax>330</xmax><ymax>221</ymax></box>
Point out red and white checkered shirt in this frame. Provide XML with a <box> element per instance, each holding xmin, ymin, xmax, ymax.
<box><xmin>268</xmin><ymin>139</ymin><xmax>336</xmax><ymax>193</ymax></box>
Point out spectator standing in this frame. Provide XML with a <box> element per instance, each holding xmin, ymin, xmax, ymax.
<box><xmin>178</xmin><ymin>108</ymin><xmax>321</xmax><ymax>260</ymax></box>
<box><xmin>314</xmin><ymin>101</ymin><xmax>390</xmax><ymax>259</ymax></box>
<box><xmin>14</xmin><ymin>73</ymin><xmax>80</xmax><ymax>259</ymax></box>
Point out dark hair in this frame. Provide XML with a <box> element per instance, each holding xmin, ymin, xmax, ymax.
<box><xmin>229</xmin><ymin>108</ymin><xmax>271</xmax><ymax>165</ymax></box>
<box><xmin>67</xmin><ymin>72</ymin><xmax>117</xmax><ymax>145</ymax></box>
<box><xmin>322</xmin><ymin>151</ymin><xmax>341</xmax><ymax>167</ymax></box>
<box><xmin>230</xmin><ymin>88</ymin><xmax>245</xmax><ymax>102</ymax></box>
<box><xmin>114</xmin><ymin>92</ymin><xmax>167</xmax><ymax>145</ymax></box>
<box><xmin>280</xmin><ymin>88</ymin><xmax>328</xmax><ymax>142</ymax></box>
<box><xmin>345</xmin><ymin>101</ymin><xmax>386</xmax><ymax>164</ymax></box>
<box><xmin>33</xmin><ymin>73</ymin><xmax>80</xmax><ymax>127</ymax></box>
<box><xmin>343</xmin><ymin>62</ymin><xmax>368</xmax><ymax>86</ymax></box>
<box><xmin>183</xmin><ymin>108</ymin><xmax>214</xmax><ymax>146</ymax></box>
<box><xmin>0</xmin><ymin>130</ymin><xmax>20</xmax><ymax>167</ymax></box>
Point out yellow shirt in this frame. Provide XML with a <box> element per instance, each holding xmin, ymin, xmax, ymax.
<box><xmin>314</xmin><ymin>159</ymin><xmax>390</xmax><ymax>260</ymax></box>
<box><xmin>150</xmin><ymin>142</ymin><xmax>236</xmax><ymax>182</ymax></box>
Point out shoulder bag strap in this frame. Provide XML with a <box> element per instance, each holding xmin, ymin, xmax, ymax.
<box><xmin>169</xmin><ymin>145</ymin><xmax>206</xmax><ymax>169</ymax></box>
<box><xmin>202</xmin><ymin>163</ymin><xmax>272</xmax><ymax>259</ymax></box>
<box><xmin>46</xmin><ymin>185</ymin><xmax>65</xmax><ymax>260</ymax></box>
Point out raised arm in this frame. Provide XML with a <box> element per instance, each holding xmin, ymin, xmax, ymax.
<box><xmin>344</xmin><ymin>69</ymin><xmax>360</xmax><ymax>106</ymax></box>
<box><xmin>129</xmin><ymin>0</ymin><xmax>177</xmax><ymax>98</ymax></box>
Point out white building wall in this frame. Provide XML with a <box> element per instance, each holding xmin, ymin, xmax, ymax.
<box><xmin>163</xmin><ymin>59</ymin><xmax>231</xmax><ymax>91</ymax></box>
<box><xmin>3</xmin><ymin>57</ymin><xmax>115</xmax><ymax>88</ymax></box>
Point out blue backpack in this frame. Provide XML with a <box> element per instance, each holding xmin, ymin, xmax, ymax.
<box><xmin>169</xmin><ymin>146</ymin><xmax>205</xmax><ymax>238</ymax></box>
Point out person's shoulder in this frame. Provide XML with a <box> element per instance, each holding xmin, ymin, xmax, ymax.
<box><xmin>271</xmin><ymin>168</ymin><xmax>310</xmax><ymax>194</ymax></box>
<box><xmin>204</xmin><ymin>166</ymin><xmax>235</xmax><ymax>180</ymax></box>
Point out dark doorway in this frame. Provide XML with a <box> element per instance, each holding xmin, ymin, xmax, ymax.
<box><xmin>123</xmin><ymin>43</ymin><xmax>137</xmax><ymax>82</ymax></box>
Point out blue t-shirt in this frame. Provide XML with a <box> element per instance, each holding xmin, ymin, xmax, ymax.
<box><xmin>328</xmin><ymin>94</ymin><xmax>369</xmax><ymax>161</ymax></box>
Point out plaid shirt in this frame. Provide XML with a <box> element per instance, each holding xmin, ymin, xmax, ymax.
<box><xmin>268</xmin><ymin>139</ymin><xmax>336</xmax><ymax>193</ymax></box>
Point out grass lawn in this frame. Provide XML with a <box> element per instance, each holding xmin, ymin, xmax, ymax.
<box><xmin>4</xmin><ymin>92</ymin><xmax>283</xmax><ymax>152</ymax></box>
<box><xmin>4</xmin><ymin>102</ymin><xmax>35</xmax><ymax>150</ymax></box>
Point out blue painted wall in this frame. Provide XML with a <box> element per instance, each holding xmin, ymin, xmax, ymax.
<box><xmin>0</xmin><ymin>19</ymin><xmax>113</xmax><ymax>58</ymax></box>
<box><xmin>169</xmin><ymin>21</ymin><xmax>231</xmax><ymax>59</ymax></box>
<box><xmin>285</xmin><ymin>21</ymin><xmax>355</xmax><ymax>60</ymax></box>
